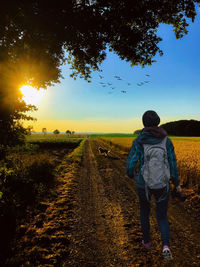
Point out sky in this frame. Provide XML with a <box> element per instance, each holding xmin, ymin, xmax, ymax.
<box><xmin>24</xmin><ymin>9</ymin><xmax>200</xmax><ymax>133</ymax></box>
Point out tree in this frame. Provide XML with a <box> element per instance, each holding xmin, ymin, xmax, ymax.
<box><xmin>42</xmin><ymin>128</ymin><xmax>47</xmax><ymax>135</ymax></box>
<box><xmin>66</xmin><ymin>130</ymin><xmax>72</xmax><ymax>135</ymax></box>
<box><xmin>1</xmin><ymin>1</ymin><xmax>199</xmax><ymax>81</ymax></box>
<box><xmin>0</xmin><ymin>1</ymin><xmax>199</xmax><ymax>150</ymax></box>
<box><xmin>53</xmin><ymin>129</ymin><xmax>60</xmax><ymax>135</ymax></box>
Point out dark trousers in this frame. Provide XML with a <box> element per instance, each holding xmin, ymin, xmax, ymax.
<box><xmin>137</xmin><ymin>187</ymin><xmax>170</xmax><ymax>247</ymax></box>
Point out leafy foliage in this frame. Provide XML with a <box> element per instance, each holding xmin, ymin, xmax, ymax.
<box><xmin>1</xmin><ymin>0</ymin><xmax>199</xmax><ymax>81</ymax></box>
<box><xmin>0</xmin><ymin>105</ymin><xmax>37</xmax><ymax>148</ymax></box>
<box><xmin>0</xmin><ymin>70</ymin><xmax>37</xmax><ymax>149</ymax></box>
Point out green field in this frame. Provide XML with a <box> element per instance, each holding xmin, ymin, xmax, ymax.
<box><xmin>90</xmin><ymin>133</ymin><xmax>138</xmax><ymax>138</ymax></box>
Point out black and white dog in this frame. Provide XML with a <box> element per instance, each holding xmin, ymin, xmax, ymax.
<box><xmin>98</xmin><ymin>146</ymin><xmax>110</xmax><ymax>156</ymax></box>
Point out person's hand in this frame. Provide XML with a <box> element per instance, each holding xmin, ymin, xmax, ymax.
<box><xmin>176</xmin><ymin>185</ymin><xmax>182</xmax><ymax>193</ymax></box>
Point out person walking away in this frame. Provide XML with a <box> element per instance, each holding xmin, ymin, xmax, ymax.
<box><xmin>126</xmin><ymin>110</ymin><xmax>182</xmax><ymax>259</ymax></box>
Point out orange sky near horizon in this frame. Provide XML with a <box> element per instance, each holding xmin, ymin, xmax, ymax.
<box><xmin>23</xmin><ymin>117</ymin><xmax>143</xmax><ymax>133</ymax></box>
<box><xmin>22</xmin><ymin>116</ymin><xmax>199</xmax><ymax>133</ymax></box>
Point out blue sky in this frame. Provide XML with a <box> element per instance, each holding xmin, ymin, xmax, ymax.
<box><xmin>27</xmin><ymin>9</ymin><xmax>200</xmax><ymax>133</ymax></box>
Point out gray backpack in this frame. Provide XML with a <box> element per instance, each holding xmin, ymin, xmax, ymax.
<box><xmin>141</xmin><ymin>137</ymin><xmax>170</xmax><ymax>200</ymax></box>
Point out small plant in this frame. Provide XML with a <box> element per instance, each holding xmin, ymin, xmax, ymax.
<box><xmin>65</xmin><ymin>139</ymin><xmax>86</xmax><ymax>164</ymax></box>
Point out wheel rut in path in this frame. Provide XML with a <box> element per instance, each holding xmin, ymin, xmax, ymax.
<box><xmin>64</xmin><ymin>139</ymin><xmax>136</xmax><ymax>266</ymax></box>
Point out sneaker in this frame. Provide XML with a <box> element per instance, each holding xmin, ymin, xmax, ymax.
<box><xmin>162</xmin><ymin>245</ymin><xmax>172</xmax><ymax>259</ymax></box>
<box><xmin>142</xmin><ymin>240</ymin><xmax>151</xmax><ymax>249</ymax></box>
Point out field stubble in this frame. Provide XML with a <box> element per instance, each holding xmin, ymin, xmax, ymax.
<box><xmin>101</xmin><ymin>136</ymin><xmax>200</xmax><ymax>188</ymax></box>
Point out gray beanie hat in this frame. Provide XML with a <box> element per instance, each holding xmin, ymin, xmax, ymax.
<box><xmin>142</xmin><ymin>110</ymin><xmax>160</xmax><ymax>127</ymax></box>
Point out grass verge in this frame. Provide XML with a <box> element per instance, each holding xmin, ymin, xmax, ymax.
<box><xmin>57</xmin><ymin>139</ymin><xmax>86</xmax><ymax>173</ymax></box>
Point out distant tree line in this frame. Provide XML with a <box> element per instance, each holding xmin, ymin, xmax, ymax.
<box><xmin>134</xmin><ymin>120</ymin><xmax>200</xmax><ymax>136</ymax></box>
<box><xmin>50</xmin><ymin>129</ymin><xmax>75</xmax><ymax>135</ymax></box>
<box><xmin>160</xmin><ymin>120</ymin><xmax>200</xmax><ymax>136</ymax></box>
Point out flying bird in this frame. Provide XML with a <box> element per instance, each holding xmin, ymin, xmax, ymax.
<box><xmin>137</xmin><ymin>82</ymin><xmax>144</xmax><ymax>86</ymax></box>
<box><xmin>121</xmin><ymin>90</ymin><xmax>126</xmax><ymax>93</ymax></box>
<box><xmin>145</xmin><ymin>74</ymin><xmax>150</xmax><ymax>77</ymax></box>
<box><xmin>127</xmin><ymin>83</ymin><xmax>131</xmax><ymax>86</ymax></box>
<box><xmin>111</xmin><ymin>87</ymin><xmax>115</xmax><ymax>89</ymax></box>
<box><xmin>99</xmin><ymin>75</ymin><xmax>104</xmax><ymax>79</ymax></box>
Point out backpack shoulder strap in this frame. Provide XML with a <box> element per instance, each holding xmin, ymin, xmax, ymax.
<box><xmin>160</xmin><ymin>136</ymin><xmax>168</xmax><ymax>149</ymax></box>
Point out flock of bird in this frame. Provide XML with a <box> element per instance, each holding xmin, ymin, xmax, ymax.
<box><xmin>97</xmin><ymin>74</ymin><xmax>151</xmax><ymax>94</ymax></box>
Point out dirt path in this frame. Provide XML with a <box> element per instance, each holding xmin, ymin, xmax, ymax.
<box><xmin>7</xmin><ymin>139</ymin><xmax>200</xmax><ymax>266</ymax></box>
<box><xmin>64</xmin><ymin>139</ymin><xmax>200</xmax><ymax>266</ymax></box>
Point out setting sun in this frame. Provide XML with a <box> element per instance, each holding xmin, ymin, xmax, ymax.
<box><xmin>20</xmin><ymin>85</ymin><xmax>45</xmax><ymax>105</ymax></box>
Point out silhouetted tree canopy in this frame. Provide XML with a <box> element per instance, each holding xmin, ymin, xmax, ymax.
<box><xmin>1</xmin><ymin>0</ymin><xmax>200</xmax><ymax>82</ymax></box>
<box><xmin>53</xmin><ymin>129</ymin><xmax>60</xmax><ymax>135</ymax></box>
<box><xmin>160</xmin><ymin>120</ymin><xmax>200</xmax><ymax>136</ymax></box>
<box><xmin>0</xmin><ymin>0</ymin><xmax>200</xmax><ymax>149</ymax></box>
<box><xmin>0</xmin><ymin>99</ymin><xmax>36</xmax><ymax>148</ymax></box>
<box><xmin>66</xmin><ymin>130</ymin><xmax>72</xmax><ymax>135</ymax></box>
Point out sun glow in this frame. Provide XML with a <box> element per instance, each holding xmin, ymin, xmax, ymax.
<box><xmin>20</xmin><ymin>85</ymin><xmax>45</xmax><ymax>105</ymax></box>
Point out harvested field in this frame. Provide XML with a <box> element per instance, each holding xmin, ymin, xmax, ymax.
<box><xmin>101</xmin><ymin>136</ymin><xmax>200</xmax><ymax>191</ymax></box>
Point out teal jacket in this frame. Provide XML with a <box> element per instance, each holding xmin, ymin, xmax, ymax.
<box><xmin>126</xmin><ymin>127</ymin><xmax>180</xmax><ymax>189</ymax></box>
